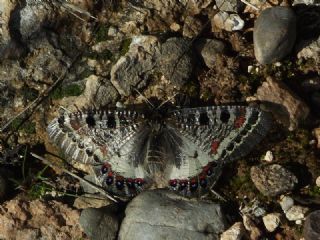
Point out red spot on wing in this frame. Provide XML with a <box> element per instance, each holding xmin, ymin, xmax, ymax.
<box><xmin>169</xmin><ymin>179</ymin><xmax>178</xmax><ymax>187</ymax></box>
<box><xmin>69</xmin><ymin>119</ymin><xmax>81</xmax><ymax>130</ymax></box>
<box><xmin>210</xmin><ymin>140</ymin><xmax>220</xmax><ymax>154</ymax></box>
<box><xmin>234</xmin><ymin>116</ymin><xmax>246</xmax><ymax>128</ymax></box>
<box><xmin>100</xmin><ymin>146</ymin><xmax>108</xmax><ymax>156</ymax></box>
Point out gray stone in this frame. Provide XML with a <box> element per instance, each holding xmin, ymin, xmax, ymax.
<box><xmin>79</xmin><ymin>206</ymin><xmax>120</xmax><ymax>240</ymax></box>
<box><xmin>195</xmin><ymin>38</ymin><xmax>226</xmax><ymax>68</ymax></box>
<box><xmin>250</xmin><ymin>164</ymin><xmax>298</xmax><ymax>197</ymax></box>
<box><xmin>158</xmin><ymin>37</ymin><xmax>194</xmax><ymax>88</ymax></box>
<box><xmin>111</xmin><ymin>35</ymin><xmax>160</xmax><ymax>96</ymax></box>
<box><xmin>15</xmin><ymin>0</ymin><xmax>57</xmax><ymax>42</ymax></box>
<box><xmin>119</xmin><ymin>189</ymin><xmax>228</xmax><ymax>240</ymax></box>
<box><xmin>215</xmin><ymin>0</ymin><xmax>243</xmax><ymax>12</ymax></box>
<box><xmin>255</xmin><ymin>76</ymin><xmax>310</xmax><ymax>131</ymax></box>
<box><xmin>254</xmin><ymin>7</ymin><xmax>296</xmax><ymax>64</ymax></box>
<box><xmin>279</xmin><ymin>195</ymin><xmax>294</xmax><ymax>212</ymax></box>
<box><xmin>303</xmin><ymin>210</ymin><xmax>320</xmax><ymax>240</ymax></box>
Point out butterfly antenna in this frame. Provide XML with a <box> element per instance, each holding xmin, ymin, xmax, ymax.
<box><xmin>156</xmin><ymin>93</ymin><xmax>179</xmax><ymax>110</ymax></box>
<box><xmin>133</xmin><ymin>88</ymin><xmax>155</xmax><ymax>109</ymax></box>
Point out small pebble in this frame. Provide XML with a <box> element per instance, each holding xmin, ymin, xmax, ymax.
<box><xmin>263</xmin><ymin>150</ymin><xmax>274</xmax><ymax>162</ymax></box>
<box><xmin>263</xmin><ymin>213</ymin><xmax>281</xmax><ymax>232</ymax></box>
<box><xmin>279</xmin><ymin>195</ymin><xmax>294</xmax><ymax>212</ymax></box>
<box><xmin>285</xmin><ymin>205</ymin><xmax>309</xmax><ymax>222</ymax></box>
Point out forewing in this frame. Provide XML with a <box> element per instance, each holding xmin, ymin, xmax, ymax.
<box><xmin>47</xmin><ymin>108</ymin><xmax>151</xmax><ymax>196</ymax></box>
<box><xmin>164</xmin><ymin>106</ymin><xmax>271</xmax><ymax>196</ymax></box>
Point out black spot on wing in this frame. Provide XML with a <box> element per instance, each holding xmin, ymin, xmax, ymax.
<box><xmin>199</xmin><ymin>112</ymin><xmax>209</xmax><ymax>125</ymax></box>
<box><xmin>220</xmin><ymin>110</ymin><xmax>230</xmax><ymax>123</ymax></box>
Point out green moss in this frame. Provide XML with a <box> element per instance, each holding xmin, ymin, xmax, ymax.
<box><xmin>119</xmin><ymin>38</ymin><xmax>132</xmax><ymax>56</ymax></box>
<box><xmin>182</xmin><ymin>81</ymin><xmax>199</xmax><ymax>98</ymax></box>
<box><xmin>95</xmin><ymin>25</ymin><xmax>109</xmax><ymax>42</ymax></box>
<box><xmin>28</xmin><ymin>182</ymin><xmax>51</xmax><ymax>199</ymax></box>
<box><xmin>308</xmin><ymin>185</ymin><xmax>320</xmax><ymax>197</ymax></box>
<box><xmin>10</xmin><ymin>118</ymin><xmax>36</xmax><ymax>134</ymax></box>
<box><xmin>22</xmin><ymin>86</ymin><xmax>38</xmax><ymax>102</ymax></box>
<box><xmin>78</xmin><ymin>68</ymin><xmax>94</xmax><ymax>80</ymax></box>
<box><xmin>51</xmin><ymin>83</ymin><xmax>84</xmax><ymax>99</ymax></box>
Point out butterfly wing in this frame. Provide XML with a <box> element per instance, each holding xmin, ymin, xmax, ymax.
<box><xmin>47</xmin><ymin>108</ymin><xmax>152</xmax><ymax>196</ymax></box>
<box><xmin>163</xmin><ymin>106</ymin><xmax>271</xmax><ymax>196</ymax></box>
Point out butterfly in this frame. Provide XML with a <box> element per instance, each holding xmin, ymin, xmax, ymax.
<box><xmin>47</xmin><ymin>104</ymin><xmax>271</xmax><ymax>198</ymax></box>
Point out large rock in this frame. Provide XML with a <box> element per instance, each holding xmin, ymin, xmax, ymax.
<box><xmin>250</xmin><ymin>164</ymin><xmax>298</xmax><ymax>197</ymax></box>
<box><xmin>79</xmin><ymin>206</ymin><xmax>120</xmax><ymax>240</ymax></box>
<box><xmin>254</xmin><ymin>7</ymin><xmax>296</xmax><ymax>64</ymax></box>
<box><xmin>158</xmin><ymin>37</ymin><xmax>194</xmax><ymax>88</ymax></box>
<box><xmin>119</xmin><ymin>190</ymin><xmax>228</xmax><ymax>240</ymax></box>
<box><xmin>303</xmin><ymin>210</ymin><xmax>320</xmax><ymax>240</ymax></box>
<box><xmin>256</xmin><ymin>76</ymin><xmax>310</xmax><ymax>131</ymax></box>
<box><xmin>111</xmin><ymin>35</ymin><xmax>160</xmax><ymax>96</ymax></box>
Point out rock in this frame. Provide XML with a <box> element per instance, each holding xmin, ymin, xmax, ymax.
<box><xmin>285</xmin><ymin>205</ymin><xmax>309</xmax><ymax>222</ymax></box>
<box><xmin>314</xmin><ymin>128</ymin><xmax>320</xmax><ymax>149</ymax></box>
<box><xmin>158</xmin><ymin>37</ymin><xmax>194</xmax><ymax>88</ymax></box>
<box><xmin>187</xmin><ymin>0</ymin><xmax>213</xmax><ymax>15</ymax></box>
<box><xmin>195</xmin><ymin>38</ymin><xmax>226</xmax><ymax>68</ymax></box>
<box><xmin>262</xmin><ymin>213</ymin><xmax>281</xmax><ymax>232</ymax></box>
<box><xmin>215</xmin><ymin>0</ymin><xmax>243</xmax><ymax>12</ymax></box>
<box><xmin>182</xmin><ymin>16</ymin><xmax>203</xmax><ymax>38</ymax></box>
<box><xmin>212</xmin><ymin>12</ymin><xmax>244</xmax><ymax>32</ymax></box>
<box><xmin>297</xmin><ymin>36</ymin><xmax>320</xmax><ymax>66</ymax></box>
<box><xmin>254</xmin><ymin>7</ymin><xmax>296</xmax><ymax>64</ymax></box>
<box><xmin>15</xmin><ymin>0</ymin><xmax>57</xmax><ymax>42</ymax></box>
<box><xmin>119</xmin><ymin>189</ymin><xmax>228</xmax><ymax>240</ymax></box>
<box><xmin>255</xmin><ymin>76</ymin><xmax>310</xmax><ymax>131</ymax></box>
<box><xmin>111</xmin><ymin>35</ymin><xmax>160</xmax><ymax>96</ymax></box>
<box><xmin>0</xmin><ymin>0</ymin><xmax>16</xmax><ymax>44</ymax></box>
<box><xmin>83</xmin><ymin>75</ymin><xmax>119</xmax><ymax>106</ymax></box>
<box><xmin>0</xmin><ymin>198</ymin><xmax>86</xmax><ymax>240</ymax></box>
<box><xmin>74</xmin><ymin>194</ymin><xmax>111</xmax><ymax>209</ymax></box>
<box><xmin>279</xmin><ymin>195</ymin><xmax>294</xmax><ymax>212</ymax></box>
<box><xmin>263</xmin><ymin>150</ymin><xmax>274</xmax><ymax>162</ymax></box>
<box><xmin>240</xmin><ymin>199</ymin><xmax>266</xmax><ymax>218</ymax></box>
<box><xmin>243</xmin><ymin>215</ymin><xmax>262</xmax><ymax>240</ymax></box>
<box><xmin>79</xmin><ymin>206</ymin><xmax>120</xmax><ymax>240</ymax></box>
<box><xmin>293</xmin><ymin>0</ymin><xmax>320</xmax><ymax>5</ymax></box>
<box><xmin>303</xmin><ymin>210</ymin><xmax>320</xmax><ymax>240</ymax></box>
<box><xmin>250</xmin><ymin>164</ymin><xmax>298</xmax><ymax>197</ymax></box>
<box><xmin>220</xmin><ymin>222</ymin><xmax>246</xmax><ymax>240</ymax></box>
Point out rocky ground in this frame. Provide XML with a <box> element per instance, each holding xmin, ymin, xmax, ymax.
<box><xmin>0</xmin><ymin>0</ymin><xmax>320</xmax><ymax>239</ymax></box>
